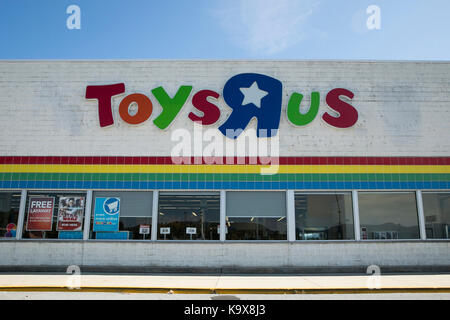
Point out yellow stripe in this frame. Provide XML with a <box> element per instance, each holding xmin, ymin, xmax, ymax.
<box><xmin>0</xmin><ymin>164</ymin><xmax>449</xmax><ymax>174</ymax></box>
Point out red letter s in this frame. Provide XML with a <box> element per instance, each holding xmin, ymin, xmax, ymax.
<box><xmin>322</xmin><ymin>88</ymin><xmax>358</xmax><ymax>128</ymax></box>
<box><xmin>189</xmin><ymin>90</ymin><xmax>221</xmax><ymax>125</ymax></box>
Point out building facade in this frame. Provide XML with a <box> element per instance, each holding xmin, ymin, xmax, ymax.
<box><xmin>0</xmin><ymin>60</ymin><xmax>448</xmax><ymax>272</ymax></box>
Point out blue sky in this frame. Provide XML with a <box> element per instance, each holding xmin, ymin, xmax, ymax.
<box><xmin>1</xmin><ymin>0</ymin><xmax>449</xmax><ymax>60</ymax></box>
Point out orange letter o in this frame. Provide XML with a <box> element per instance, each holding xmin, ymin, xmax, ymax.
<box><xmin>119</xmin><ymin>93</ymin><xmax>153</xmax><ymax>124</ymax></box>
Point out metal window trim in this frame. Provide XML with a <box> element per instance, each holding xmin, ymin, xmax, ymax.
<box><xmin>15</xmin><ymin>189</ymin><xmax>27</xmax><ymax>240</ymax></box>
<box><xmin>416</xmin><ymin>190</ymin><xmax>427</xmax><ymax>240</ymax></box>
<box><xmin>421</xmin><ymin>191</ymin><xmax>450</xmax><ymax>194</ymax></box>
<box><xmin>294</xmin><ymin>191</ymin><xmax>353</xmax><ymax>195</ymax></box>
<box><xmin>286</xmin><ymin>190</ymin><xmax>296</xmax><ymax>242</ymax></box>
<box><xmin>159</xmin><ymin>191</ymin><xmax>220</xmax><ymax>196</ymax></box>
<box><xmin>352</xmin><ymin>190</ymin><xmax>361</xmax><ymax>241</ymax></box>
<box><xmin>83</xmin><ymin>190</ymin><xmax>93</xmax><ymax>240</ymax></box>
<box><xmin>358</xmin><ymin>191</ymin><xmax>418</xmax><ymax>194</ymax></box>
<box><xmin>151</xmin><ymin>190</ymin><xmax>159</xmax><ymax>241</ymax></box>
<box><xmin>26</xmin><ymin>190</ymin><xmax>88</xmax><ymax>194</ymax></box>
<box><xmin>220</xmin><ymin>190</ymin><xmax>226</xmax><ymax>242</ymax></box>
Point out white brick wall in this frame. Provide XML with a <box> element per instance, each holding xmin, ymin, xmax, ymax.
<box><xmin>0</xmin><ymin>60</ymin><xmax>449</xmax><ymax>157</ymax></box>
<box><xmin>0</xmin><ymin>241</ymin><xmax>448</xmax><ymax>270</ymax></box>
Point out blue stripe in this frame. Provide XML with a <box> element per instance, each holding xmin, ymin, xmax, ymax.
<box><xmin>0</xmin><ymin>180</ymin><xmax>448</xmax><ymax>190</ymax></box>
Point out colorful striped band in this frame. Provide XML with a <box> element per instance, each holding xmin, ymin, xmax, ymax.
<box><xmin>0</xmin><ymin>157</ymin><xmax>448</xmax><ymax>190</ymax></box>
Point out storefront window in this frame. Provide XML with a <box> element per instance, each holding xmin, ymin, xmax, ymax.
<box><xmin>90</xmin><ymin>191</ymin><xmax>153</xmax><ymax>240</ymax></box>
<box><xmin>422</xmin><ymin>192</ymin><xmax>450</xmax><ymax>239</ymax></box>
<box><xmin>226</xmin><ymin>191</ymin><xmax>287</xmax><ymax>240</ymax></box>
<box><xmin>157</xmin><ymin>192</ymin><xmax>220</xmax><ymax>240</ymax></box>
<box><xmin>0</xmin><ymin>192</ymin><xmax>21</xmax><ymax>238</ymax></box>
<box><xmin>358</xmin><ymin>192</ymin><xmax>420</xmax><ymax>240</ymax></box>
<box><xmin>22</xmin><ymin>192</ymin><xmax>86</xmax><ymax>239</ymax></box>
<box><xmin>295</xmin><ymin>193</ymin><xmax>354</xmax><ymax>240</ymax></box>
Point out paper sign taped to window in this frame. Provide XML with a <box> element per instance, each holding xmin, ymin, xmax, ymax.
<box><xmin>186</xmin><ymin>227</ymin><xmax>197</xmax><ymax>235</ymax></box>
<box><xmin>160</xmin><ymin>227</ymin><xmax>170</xmax><ymax>234</ymax></box>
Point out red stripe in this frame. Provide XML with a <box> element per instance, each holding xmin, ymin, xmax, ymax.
<box><xmin>0</xmin><ymin>156</ymin><xmax>449</xmax><ymax>165</ymax></box>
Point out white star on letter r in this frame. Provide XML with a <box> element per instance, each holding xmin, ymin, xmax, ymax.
<box><xmin>239</xmin><ymin>81</ymin><xmax>268</xmax><ymax>108</ymax></box>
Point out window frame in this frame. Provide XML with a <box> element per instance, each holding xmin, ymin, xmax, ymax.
<box><xmin>0</xmin><ymin>190</ymin><xmax>23</xmax><ymax>240</ymax></box>
<box><xmin>293</xmin><ymin>191</ymin><xmax>355</xmax><ymax>241</ymax></box>
<box><xmin>20</xmin><ymin>190</ymin><xmax>88</xmax><ymax>241</ymax></box>
<box><xmin>357</xmin><ymin>191</ymin><xmax>421</xmax><ymax>241</ymax></box>
<box><xmin>156</xmin><ymin>191</ymin><xmax>221</xmax><ymax>241</ymax></box>
<box><xmin>225</xmin><ymin>190</ymin><xmax>288</xmax><ymax>241</ymax></box>
<box><xmin>421</xmin><ymin>191</ymin><xmax>450</xmax><ymax>240</ymax></box>
<box><xmin>3</xmin><ymin>188</ymin><xmax>448</xmax><ymax>243</ymax></box>
<box><xmin>89</xmin><ymin>190</ymin><xmax>154</xmax><ymax>241</ymax></box>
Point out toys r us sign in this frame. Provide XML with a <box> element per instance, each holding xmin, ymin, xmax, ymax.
<box><xmin>86</xmin><ymin>73</ymin><xmax>358</xmax><ymax>139</ymax></box>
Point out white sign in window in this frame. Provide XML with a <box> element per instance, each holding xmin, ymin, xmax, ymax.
<box><xmin>186</xmin><ymin>227</ymin><xmax>197</xmax><ymax>235</ymax></box>
<box><xmin>160</xmin><ymin>227</ymin><xmax>170</xmax><ymax>234</ymax></box>
<box><xmin>139</xmin><ymin>225</ymin><xmax>150</xmax><ymax>235</ymax></box>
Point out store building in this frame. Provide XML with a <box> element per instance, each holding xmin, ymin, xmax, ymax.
<box><xmin>0</xmin><ymin>60</ymin><xmax>448</xmax><ymax>272</ymax></box>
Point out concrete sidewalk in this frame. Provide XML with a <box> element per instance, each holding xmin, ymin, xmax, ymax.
<box><xmin>0</xmin><ymin>273</ymin><xmax>450</xmax><ymax>294</ymax></box>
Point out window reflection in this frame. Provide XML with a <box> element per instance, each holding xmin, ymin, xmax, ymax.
<box><xmin>226</xmin><ymin>217</ymin><xmax>286</xmax><ymax>240</ymax></box>
<box><xmin>226</xmin><ymin>191</ymin><xmax>287</xmax><ymax>240</ymax></box>
<box><xmin>295</xmin><ymin>193</ymin><xmax>354</xmax><ymax>240</ymax></box>
<box><xmin>358</xmin><ymin>192</ymin><xmax>419</xmax><ymax>240</ymax></box>
<box><xmin>0</xmin><ymin>192</ymin><xmax>21</xmax><ymax>238</ymax></box>
<box><xmin>423</xmin><ymin>193</ymin><xmax>450</xmax><ymax>239</ymax></box>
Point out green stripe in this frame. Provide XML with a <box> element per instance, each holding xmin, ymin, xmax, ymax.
<box><xmin>1</xmin><ymin>172</ymin><xmax>449</xmax><ymax>182</ymax></box>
